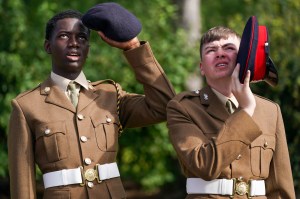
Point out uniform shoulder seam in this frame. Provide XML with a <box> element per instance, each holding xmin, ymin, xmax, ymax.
<box><xmin>15</xmin><ymin>84</ymin><xmax>41</xmax><ymax>99</ymax></box>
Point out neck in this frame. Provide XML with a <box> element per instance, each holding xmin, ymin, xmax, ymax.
<box><xmin>208</xmin><ymin>78</ymin><xmax>233</xmax><ymax>98</ymax></box>
<box><xmin>52</xmin><ymin>70</ymin><xmax>81</xmax><ymax>80</ymax></box>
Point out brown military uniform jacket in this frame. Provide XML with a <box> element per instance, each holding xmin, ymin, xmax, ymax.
<box><xmin>8</xmin><ymin>42</ymin><xmax>175</xmax><ymax>199</ymax></box>
<box><xmin>167</xmin><ymin>86</ymin><xmax>295</xmax><ymax>199</ymax></box>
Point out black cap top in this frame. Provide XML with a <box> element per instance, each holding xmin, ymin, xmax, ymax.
<box><xmin>82</xmin><ymin>2</ymin><xmax>142</xmax><ymax>42</ymax></box>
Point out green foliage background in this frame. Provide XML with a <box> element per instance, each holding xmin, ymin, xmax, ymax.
<box><xmin>1</xmin><ymin>0</ymin><xmax>299</xmax><ymax>195</ymax></box>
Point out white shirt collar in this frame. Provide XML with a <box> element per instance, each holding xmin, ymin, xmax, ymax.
<box><xmin>211</xmin><ymin>88</ymin><xmax>239</xmax><ymax>109</ymax></box>
<box><xmin>50</xmin><ymin>71</ymin><xmax>89</xmax><ymax>92</ymax></box>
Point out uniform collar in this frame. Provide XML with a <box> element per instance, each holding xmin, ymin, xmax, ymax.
<box><xmin>51</xmin><ymin>71</ymin><xmax>89</xmax><ymax>92</ymax></box>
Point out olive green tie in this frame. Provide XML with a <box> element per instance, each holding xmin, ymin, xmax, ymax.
<box><xmin>68</xmin><ymin>81</ymin><xmax>79</xmax><ymax>108</ymax></box>
<box><xmin>226</xmin><ymin>100</ymin><xmax>234</xmax><ymax>114</ymax></box>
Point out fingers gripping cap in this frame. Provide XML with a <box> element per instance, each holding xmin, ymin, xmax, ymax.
<box><xmin>237</xmin><ymin>16</ymin><xmax>278</xmax><ymax>86</ymax></box>
<box><xmin>82</xmin><ymin>2</ymin><xmax>142</xmax><ymax>42</ymax></box>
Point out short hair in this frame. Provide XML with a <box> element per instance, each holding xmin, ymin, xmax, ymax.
<box><xmin>45</xmin><ymin>9</ymin><xmax>90</xmax><ymax>40</ymax></box>
<box><xmin>200</xmin><ymin>26</ymin><xmax>240</xmax><ymax>58</ymax></box>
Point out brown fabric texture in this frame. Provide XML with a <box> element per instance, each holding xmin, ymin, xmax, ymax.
<box><xmin>167</xmin><ymin>86</ymin><xmax>295</xmax><ymax>199</ymax></box>
<box><xmin>8</xmin><ymin>42</ymin><xmax>176</xmax><ymax>199</ymax></box>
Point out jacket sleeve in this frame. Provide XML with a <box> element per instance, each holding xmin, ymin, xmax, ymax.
<box><xmin>8</xmin><ymin>99</ymin><xmax>37</xmax><ymax>199</ymax></box>
<box><xmin>119</xmin><ymin>41</ymin><xmax>175</xmax><ymax>128</ymax></box>
<box><xmin>166</xmin><ymin>99</ymin><xmax>262</xmax><ymax>180</ymax></box>
<box><xmin>265</xmin><ymin>104</ymin><xmax>296</xmax><ymax>199</ymax></box>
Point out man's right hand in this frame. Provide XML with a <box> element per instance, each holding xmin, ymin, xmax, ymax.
<box><xmin>97</xmin><ymin>31</ymin><xmax>140</xmax><ymax>51</ymax></box>
<box><xmin>231</xmin><ymin>63</ymin><xmax>256</xmax><ymax>116</ymax></box>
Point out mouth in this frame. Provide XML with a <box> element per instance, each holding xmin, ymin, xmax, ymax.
<box><xmin>215</xmin><ymin>62</ymin><xmax>228</xmax><ymax>68</ymax></box>
<box><xmin>66</xmin><ymin>51</ymin><xmax>81</xmax><ymax>62</ymax></box>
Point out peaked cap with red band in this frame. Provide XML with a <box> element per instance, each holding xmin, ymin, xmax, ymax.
<box><xmin>237</xmin><ymin>16</ymin><xmax>278</xmax><ymax>86</ymax></box>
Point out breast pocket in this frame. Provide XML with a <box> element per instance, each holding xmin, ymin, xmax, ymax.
<box><xmin>91</xmin><ymin>113</ymin><xmax>120</xmax><ymax>152</ymax></box>
<box><xmin>35</xmin><ymin>121</ymin><xmax>68</xmax><ymax>163</ymax></box>
<box><xmin>250</xmin><ymin>134</ymin><xmax>275</xmax><ymax>177</ymax></box>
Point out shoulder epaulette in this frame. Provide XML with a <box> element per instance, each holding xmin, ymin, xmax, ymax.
<box><xmin>15</xmin><ymin>83</ymin><xmax>41</xmax><ymax>99</ymax></box>
<box><xmin>173</xmin><ymin>90</ymin><xmax>200</xmax><ymax>102</ymax></box>
<box><xmin>91</xmin><ymin>79</ymin><xmax>116</xmax><ymax>86</ymax></box>
<box><xmin>254</xmin><ymin>94</ymin><xmax>277</xmax><ymax>104</ymax></box>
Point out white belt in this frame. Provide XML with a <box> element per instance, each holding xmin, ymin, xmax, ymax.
<box><xmin>43</xmin><ymin>162</ymin><xmax>120</xmax><ymax>189</ymax></box>
<box><xmin>187</xmin><ymin>178</ymin><xmax>265</xmax><ymax>197</ymax></box>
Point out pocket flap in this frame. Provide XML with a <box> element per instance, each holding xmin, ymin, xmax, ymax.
<box><xmin>91</xmin><ymin>112</ymin><xmax>118</xmax><ymax>127</ymax></box>
<box><xmin>35</xmin><ymin>121</ymin><xmax>66</xmax><ymax>140</ymax></box>
<box><xmin>251</xmin><ymin>134</ymin><xmax>275</xmax><ymax>150</ymax></box>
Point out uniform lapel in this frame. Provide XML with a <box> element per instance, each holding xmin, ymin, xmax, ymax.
<box><xmin>200</xmin><ymin>87</ymin><xmax>229</xmax><ymax>122</ymax></box>
<box><xmin>40</xmin><ymin>77</ymin><xmax>75</xmax><ymax>112</ymax></box>
<box><xmin>77</xmin><ymin>86</ymin><xmax>99</xmax><ymax>112</ymax></box>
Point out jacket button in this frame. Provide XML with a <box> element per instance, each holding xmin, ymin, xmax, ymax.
<box><xmin>44</xmin><ymin>128</ymin><xmax>51</xmax><ymax>135</ymax></box>
<box><xmin>80</xmin><ymin>136</ymin><xmax>88</xmax><ymax>142</ymax></box>
<box><xmin>236</xmin><ymin>154</ymin><xmax>242</xmax><ymax>160</ymax></box>
<box><xmin>87</xmin><ymin>182</ymin><xmax>94</xmax><ymax>188</ymax></box>
<box><xmin>264</xmin><ymin>141</ymin><xmax>268</xmax><ymax>147</ymax></box>
<box><xmin>77</xmin><ymin>114</ymin><xmax>84</xmax><ymax>120</ymax></box>
<box><xmin>106</xmin><ymin>117</ymin><xmax>112</xmax><ymax>123</ymax></box>
<box><xmin>84</xmin><ymin>158</ymin><xmax>91</xmax><ymax>165</ymax></box>
<box><xmin>44</xmin><ymin>87</ymin><xmax>50</xmax><ymax>93</ymax></box>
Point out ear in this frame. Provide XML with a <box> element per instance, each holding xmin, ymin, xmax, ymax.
<box><xmin>199</xmin><ymin>62</ymin><xmax>205</xmax><ymax>76</ymax></box>
<box><xmin>44</xmin><ymin>40</ymin><xmax>51</xmax><ymax>54</ymax></box>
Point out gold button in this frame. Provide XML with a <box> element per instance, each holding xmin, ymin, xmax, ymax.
<box><xmin>264</xmin><ymin>141</ymin><xmax>268</xmax><ymax>147</ymax></box>
<box><xmin>84</xmin><ymin>158</ymin><xmax>92</xmax><ymax>165</ymax></box>
<box><xmin>44</xmin><ymin>128</ymin><xmax>51</xmax><ymax>135</ymax></box>
<box><xmin>80</xmin><ymin>136</ymin><xmax>88</xmax><ymax>142</ymax></box>
<box><xmin>44</xmin><ymin>87</ymin><xmax>50</xmax><ymax>93</ymax></box>
<box><xmin>236</xmin><ymin>154</ymin><xmax>242</xmax><ymax>160</ymax></box>
<box><xmin>87</xmin><ymin>181</ymin><xmax>94</xmax><ymax>188</ymax></box>
<box><xmin>77</xmin><ymin>114</ymin><xmax>84</xmax><ymax>120</ymax></box>
<box><xmin>106</xmin><ymin>117</ymin><xmax>112</xmax><ymax>123</ymax></box>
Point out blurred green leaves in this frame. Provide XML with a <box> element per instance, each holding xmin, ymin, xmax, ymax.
<box><xmin>1</xmin><ymin>0</ymin><xmax>299</xmax><ymax>193</ymax></box>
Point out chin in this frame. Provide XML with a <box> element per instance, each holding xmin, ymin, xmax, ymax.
<box><xmin>67</xmin><ymin>61</ymin><xmax>82</xmax><ymax>67</ymax></box>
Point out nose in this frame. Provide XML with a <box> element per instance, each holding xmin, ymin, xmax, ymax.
<box><xmin>68</xmin><ymin>35</ymin><xmax>79</xmax><ymax>48</ymax></box>
<box><xmin>216</xmin><ymin>48</ymin><xmax>225</xmax><ymax>58</ymax></box>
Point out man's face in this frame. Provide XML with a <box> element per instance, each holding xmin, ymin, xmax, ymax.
<box><xmin>200</xmin><ymin>36</ymin><xmax>240</xmax><ymax>85</ymax></box>
<box><xmin>44</xmin><ymin>18</ymin><xmax>90</xmax><ymax>78</ymax></box>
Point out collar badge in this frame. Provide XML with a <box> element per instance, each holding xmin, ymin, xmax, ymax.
<box><xmin>203</xmin><ymin>93</ymin><xmax>208</xmax><ymax>100</ymax></box>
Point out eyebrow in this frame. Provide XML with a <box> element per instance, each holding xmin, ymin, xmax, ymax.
<box><xmin>204</xmin><ymin>42</ymin><xmax>237</xmax><ymax>50</ymax></box>
<box><xmin>57</xmin><ymin>30</ymin><xmax>88</xmax><ymax>35</ymax></box>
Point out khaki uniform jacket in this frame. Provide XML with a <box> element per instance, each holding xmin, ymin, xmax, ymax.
<box><xmin>8</xmin><ymin>42</ymin><xmax>175</xmax><ymax>199</ymax></box>
<box><xmin>167</xmin><ymin>86</ymin><xmax>295</xmax><ymax>199</ymax></box>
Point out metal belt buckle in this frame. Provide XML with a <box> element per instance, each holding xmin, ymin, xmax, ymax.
<box><xmin>231</xmin><ymin>177</ymin><xmax>252</xmax><ymax>199</ymax></box>
<box><xmin>80</xmin><ymin>164</ymin><xmax>102</xmax><ymax>186</ymax></box>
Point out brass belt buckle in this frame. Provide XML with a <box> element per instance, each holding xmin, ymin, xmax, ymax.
<box><xmin>80</xmin><ymin>164</ymin><xmax>102</xmax><ymax>186</ymax></box>
<box><xmin>231</xmin><ymin>177</ymin><xmax>252</xmax><ymax>199</ymax></box>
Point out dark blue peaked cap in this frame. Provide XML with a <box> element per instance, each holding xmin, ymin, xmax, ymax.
<box><xmin>82</xmin><ymin>2</ymin><xmax>142</xmax><ymax>42</ymax></box>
